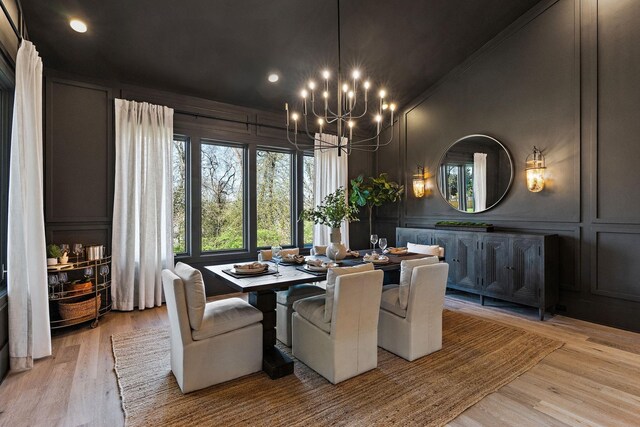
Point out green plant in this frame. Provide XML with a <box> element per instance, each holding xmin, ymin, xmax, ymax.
<box><xmin>47</xmin><ymin>244</ymin><xmax>62</xmax><ymax>258</ymax></box>
<box><xmin>350</xmin><ymin>173</ymin><xmax>404</xmax><ymax>235</ymax></box>
<box><xmin>299</xmin><ymin>187</ymin><xmax>359</xmax><ymax>229</ymax></box>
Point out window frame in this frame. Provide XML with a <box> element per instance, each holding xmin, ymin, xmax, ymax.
<box><xmin>172</xmin><ymin>134</ymin><xmax>191</xmax><ymax>256</ymax></box>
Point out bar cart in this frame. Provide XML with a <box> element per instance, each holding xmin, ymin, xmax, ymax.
<box><xmin>47</xmin><ymin>256</ymin><xmax>112</xmax><ymax>329</ymax></box>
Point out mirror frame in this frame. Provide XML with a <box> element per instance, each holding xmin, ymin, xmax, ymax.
<box><xmin>436</xmin><ymin>134</ymin><xmax>514</xmax><ymax>214</ymax></box>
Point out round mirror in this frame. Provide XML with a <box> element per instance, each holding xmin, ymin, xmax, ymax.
<box><xmin>437</xmin><ymin>134</ymin><xmax>513</xmax><ymax>213</ymax></box>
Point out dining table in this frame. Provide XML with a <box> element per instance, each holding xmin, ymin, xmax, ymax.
<box><xmin>205</xmin><ymin>250</ymin><xmax>430</xmax><ymax>379</ymax></box>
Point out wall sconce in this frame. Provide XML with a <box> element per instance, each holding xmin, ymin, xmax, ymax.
<box><xmin>413</xmin><ymin>165</ymin><xmax>427</xmax><ymax>198</ymax></box>
<box><xmin>525</xmin><ymin>146</ymin><xmax>546</xmax><ymax>192</ymax></box>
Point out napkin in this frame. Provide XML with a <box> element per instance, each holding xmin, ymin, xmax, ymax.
<box><xmin>233</xmin><ymin>262</ymin><xmax>266</xmax><ymax>270</ymax></box>
<box><xmin>306</xmin><ymin>259</ymin><xmax>324</xmax><ymax>267</ymax></box>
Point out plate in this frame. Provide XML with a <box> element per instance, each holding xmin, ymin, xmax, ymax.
<box><xmin>387</xmin><ymin>248</ymin><xmax>408</xmax><ymax>255</ymax></box>
<box><xmin>231</xmin><ymin>264</ymin><xmax>268</xmax><ymax>275</ymax></box>
<box><xmin>304</xmin><ymin>263</ymin><xmax>337</xmax><ymax>272</ymax></box>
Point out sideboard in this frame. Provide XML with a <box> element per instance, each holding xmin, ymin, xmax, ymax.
<box><xmin>396</xmin><ymin>227</ymin><xmax>559</xmax><ymax>320</ymax></box>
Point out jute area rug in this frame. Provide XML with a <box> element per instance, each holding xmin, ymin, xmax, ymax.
<box><xmin>111</xmin><ymin>310</ymin><xmax>562</xmax><ymax>427</ymax></box>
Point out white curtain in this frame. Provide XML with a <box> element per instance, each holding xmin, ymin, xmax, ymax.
<box><xmin>473</xmin><ymin>152</ymin><xmax>487</xmax><ymax>212</ymax></box>
<box><xmin>8</xmin><ymin>41</ymin><xmax>50</xmax><ymax>371</ymax></box>
<box><xmin>313</xmin><ymin>133</ymin><xmax>349</xmax><ymax>248</ymax></box>
<box><xmin>112</xmin><ymin>99</ymin><xmax>174</xmax><ymax>311</ymax></box>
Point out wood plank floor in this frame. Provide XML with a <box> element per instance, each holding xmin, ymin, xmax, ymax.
<box><xmin>0</xmin><ymin>294</ymin><xmax>639</xmax><ymax>427</ymax></box>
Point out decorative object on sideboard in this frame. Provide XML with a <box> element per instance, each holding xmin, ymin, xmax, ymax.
<box><xmin>46</xmin><ymin>244</ymin><xmax>62</xmax><ymax>266</ymax></box>
<box><xmin>350</xmin><ymin>173</ymin><xmax>404</xmax><ymax>236</ymax></box>
<box><xmin>284</xmin><ymin>0</ymin><xmax>396</xmax><ymax>156</ymax></box>
<box><xmin>437</xmin><ymin>134</ymin><xmax>513</xmax><ymax>213</ymax></box>
<box><xmin>299</xmin><ymin>187</ymin><xmax>358</xmax><ymax>261</ymax></box>
<box><xmin>435</xmin><ymin>221</ymin><xmax>495</xmax><ymax>232</ymax></box>
<box><xmin>525</xmin><ymin>146</ymin><xmax>546</xmax><ymax>192</ymax></box>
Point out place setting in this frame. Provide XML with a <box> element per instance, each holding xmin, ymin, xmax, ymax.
<box><xmin>222</xmin><ymin>261</ymin><xmax>276</xmax><ymax>279</ymax></box>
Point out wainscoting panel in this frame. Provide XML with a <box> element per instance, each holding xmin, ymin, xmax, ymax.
<box><xmin>592</xmin><ymin>230</ymin><xmax>640</xmax><ymax>302</ymax></box>
<box><xmin>45</xmin><ymin>78</ymin><xmax>112</xmax><ymax>223</ymax></box>
<box><xmin>595</xmin><ymin>0</ymin><xmax>640</xmax><ymax>223</ymax></box>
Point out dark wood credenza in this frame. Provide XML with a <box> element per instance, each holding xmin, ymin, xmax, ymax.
<box><xmin>396</xmin><ymin>227</ymin><xmax>559</xmax><ymax>320</ymax></box>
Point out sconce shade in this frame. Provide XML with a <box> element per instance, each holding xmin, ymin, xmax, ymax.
<box><xmin>413</xmin><ymin>174</ymin><xmax>425</xmax><ymax>198</ymax></box>
<box><xmin>525</xmin><ymin>147</ymin><xmax>546</xmax><ymax>192</ymax></box>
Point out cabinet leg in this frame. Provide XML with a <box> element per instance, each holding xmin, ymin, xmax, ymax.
<box><xmin>480</xmin><ymin>295</ymin><xmax>485</xmax><ymax>306</ymax></box>
<box><xmin>538</xmin><ymin>308</ymin><xmax>545</xmax><ymax>321</ymax></box>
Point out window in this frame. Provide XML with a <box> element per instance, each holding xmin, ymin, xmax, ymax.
<box><xmin>256</xmin><ymin>149</ymin><xmax>292</xmax><ymax>247</ymax></box>
<box><xmin>172</xmin><ymin>136</ymin><xmax>188</xmax><ymax>254</ymax></box>
<box><xmin>200</xmin><ymin>141</ymin><xmax>245</xmax><ymax>251</ymax></box>
<box><xmin>302</xmin><ymin>154</ymin><xmax>315</xmax><ymax>246</ymax></box>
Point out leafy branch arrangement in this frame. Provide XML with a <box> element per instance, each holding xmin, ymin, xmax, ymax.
<box><xmin>350</xmin><ymin>173</ymin><xmax>404</xmax><ymax>235</ymax></box>
<box><xmin>435</xmin><ymin>221</ymin><xmax>493</xmax><ymax>227</ymax></box>
<box><xmin>299</xmin><ymin>187</ymin><xmax>359</xmax><ymax>229</ymax></box>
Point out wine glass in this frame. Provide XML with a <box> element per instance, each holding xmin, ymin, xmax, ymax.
<box><xmin>84</xmin><ymin>267</ymin><xmax>94</xmax><ymax>281</ymax></box>
<box><xmin>379</xmin><ymin>238</ymin><xmax>388</xmax><ymax>254</ymax></box>
<box><xmin>59</xmin><ymin>243</ymin><xmax>70</xmax><ymax>256</ymax></box>
<box><xmin>99</xmin><ymin>264</ymin><xmax>110</xmax><ymax>285</ymax></box>
<box><xmin>271</xmin><ymin>245</ymin><xmax>282</xmax><ymax>277</ymax></box>
<box><xmin>48</xmin><ymin>274</ymin><xmax>59</xmax><ymax>299</ymax></box>
<box><xmin>73</xmin><ymin>243</ymin><xmax>83</xmax><ymax>263</ymax></box>
<box><xmin>58</xmin><ymin>272</ymin><xmax>68</xmax><ymax>295</ymax></box>
<box><xmin>370</xmin><ymin>234</ymin><xmax>379</xmax><ymax>253</ymax></box>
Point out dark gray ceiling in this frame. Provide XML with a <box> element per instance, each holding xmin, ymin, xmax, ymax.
<box><xmin>21</xmin><ymin>0</ymin><xmax>540</xmax><ymax>113</ymax></box>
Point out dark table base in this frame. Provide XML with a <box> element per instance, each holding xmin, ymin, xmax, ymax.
<box><xmin>249</xmin><ymin>289</ymin><xmax>294</xmax><ymax>379</ymax></box>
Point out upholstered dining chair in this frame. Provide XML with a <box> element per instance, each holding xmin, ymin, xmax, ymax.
<box><xmin>292</xmin><ymin>264</ymin><xmax>384</xmax><ymax>384</ymax></box>
<box><xmin>378</xmin><ymin>260</ymin><xmax>449</xmax><ymax>361</ymax></box>
<box><xmin>259</xmin><ymin>248</ymin><xmax>325</xmax><ymax>346</ymax></box>
<box><xmin>407</xmin><ymin>241</ymin><xmax>445</xmax><ymax>258</ymax></box>
<box><xmin>162</xmin><ymin>262</ymin><xmax>263</xmax><ymax>393</ymax></box>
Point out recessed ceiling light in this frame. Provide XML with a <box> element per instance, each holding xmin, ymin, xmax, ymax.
<box><xmin>268</xmin><ymin>73</ymin><xmax>279</xmax><ymax>83</ymax></box>
<box><xmin>70</xmin><ymin>19</ymin><xmax>87</xmax><ymax>33</ymax></box>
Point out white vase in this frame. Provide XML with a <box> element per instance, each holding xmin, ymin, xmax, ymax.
<box><xmin>326</xmin><ymin>228</ymin><xmax>347</xmax><ymax>261</ymax></box>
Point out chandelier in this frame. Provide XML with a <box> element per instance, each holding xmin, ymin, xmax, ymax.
<box><xmin>284</xmin><ymin>0</ymin><xmax>396</xmax><ymax>156</ymax></box>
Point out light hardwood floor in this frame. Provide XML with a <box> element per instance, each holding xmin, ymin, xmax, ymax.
<box><xmin>0</xmin><ymin>294</ymin><xmax>639</xmax><ymax>427</ymax></box>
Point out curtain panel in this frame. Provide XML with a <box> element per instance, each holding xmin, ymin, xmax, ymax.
<box><xmin>313</xmin><ymin>133</ymin><xmax>349</xmax><ymax>248</ymax></box>
<box><xmin>8</xmin><ymin>41</ymin><xmax>50</xmax><ymax>371</ymax></box>
<box><xmin>112</xmin><ymin>99</ymin><xmax>174</xmax><ymax>311</ymax></box>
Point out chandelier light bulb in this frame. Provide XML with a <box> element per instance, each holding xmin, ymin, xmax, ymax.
<box><xmin>300</xmin><ymin>89</ymin><xmax>308</xmax><ymax>98</ymax></box>
<box><xmin>322</xmin><ymin>70</ymin><xmax>330</xmax><ymax>79</ymax></box>
<box><xmin>342</xmin><ymin>83</ymin><xmax>349</xmax><ymax>93</ymax></box>
<box><xmin>382</xmin><ymin>103</ymin><xmax>388</xmax><ymax>110</ymax></box>
<box><xmin>291</xmin><ymin>113</ymin><xmax>299</xmax><ymax>121</ymax></box>
<box><xmin>323</xmin><ymin>91</ymin><xmax>329</xmax><ymax>99</ymax></box>
<box><xmin>379</xmin><ymin>89</ymin><xmax>386</xmax><ymax>98</ymax></box>
<box><xmin>348</xmin><ymin>120</ymin><xmax>355</xmax><ymax>128</ymax></box>
<box><xmin>364</xmin><ymin>81</ymin><xmax>371</xmax><ymax>89</ymax></box>
<box><xmin>348</xmin><ymin>90</ymin><xmax>354</xmax><ymax>98</ymax></box>
<box><xmin>352</xmin><ymin>70</ymin><xmax>361</xmax><ymax>79</ymax></box>
<box><xmin>308</xmin><ymin>81</ymin><xmax>316</xmax><ymax>90</ymax></box>
<box><xmin>375</xmin><ymin>114</ymin><xmax>382</xmax><ymax>122</ymax></box>
<box><xmin>317</xmin><ymin>118</ymin><xmax>324</xmax><ymax>125</ymax></box>
<box><xmin>390</xmin><ymin>103</ymin><xmax>397</xmax><ymax>111</ymax></box>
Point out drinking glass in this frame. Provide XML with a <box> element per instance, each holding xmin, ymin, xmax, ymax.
<box><xmin>73</xmin><ymin>243</ymin><xmax>83</xmax><ymax>263</ymax></box>
<box><xmin>48</xmin><ymin>274</ymin><xmax>59</xmax><ymax>299</ymax></box>
<box><xmin>99</xmin><ymin>264</ymin><xmax>110</xmax><ymax>284</ymax></box>
<box><xmin>379</xmin><ymin>238</ymin><xmax>388</xmax><ymax>253</ymax></box>
<box><xmin>271</xmin><ymin>245</ymin><xmax>282</xmax><ymax>277</ymax></box>
<box><xmin>84</xmin><ymin>267</ymin><xmax>94</xmax><ymax>281</ymax></box>
<box><xmin>59</xmin><ymin>243</ymin><xmax>70</xmax><ymax>256</ymax></box>
<box><xmin>58</xmin><ymin>272</ymin><xmax>68</xmax><ymax>284</ymax></box>
<box><xmin>370</xmin><ymin>234</ymin><xmax>379</xmax><ymax>253</ymax></box>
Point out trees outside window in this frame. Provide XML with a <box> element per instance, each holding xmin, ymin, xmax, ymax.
<box><xmin>256</xmin><ymin>149</ymin><xmax>292</xmax><ymax>247</ymax></box>
<box><xmin>302</xmin><ymin>154</ymin><xmax>315</xmax><ymax>246</ymax></box>
<box><xmin>172</xmin><ymin>136</ymin><xmax>187</xmax><ymax>254</ymax></box>
<box><xmin>200</xmin><ymin>141</ymin><xmax>244</xmax><ymax>251</ymax></box>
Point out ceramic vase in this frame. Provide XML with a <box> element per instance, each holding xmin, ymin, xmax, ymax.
<box><xmin>326</xmin><ymin>228</ymin><xmax>347</xmax><ymax>261</ymax></box>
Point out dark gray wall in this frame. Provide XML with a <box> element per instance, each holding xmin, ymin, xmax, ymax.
<box><xmin>377</xmin><ymin>0</ymin><xmax>640</xmax><ymax>332</ymax></box>
<box><xmin>43</xmin><ymin>71</ymin><xmax>373</xmax><ymax>297</ymax></box>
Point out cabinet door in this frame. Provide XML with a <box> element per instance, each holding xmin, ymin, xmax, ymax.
<box><xmin>482</xmin><ymin>235</ymin><xmax>510</xmax><ymax>297</ymax></box>
<box><xmin>455</xmin><ymin>233</ymin><xmax>478</xmax><ymax>290</ymax></box>
<box><xmin>510</xmin><ymin>238</ymin><xmax>542</xmax><ymax>305</ymax></box>
<box><xmin>416</xmin><ymin>230</ymin><xmax>435</xmax><ymax>245</ymax></box>
<box><xmin>434</xmin><ymin>232</ymin><xmax>456</xmax><ymax>283</ymax></box>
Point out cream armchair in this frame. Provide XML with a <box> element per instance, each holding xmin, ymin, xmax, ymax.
<box><xmin>162</xmin><ymin>263</ymin><xmax>263</xmax><ymax>393</ymax></box>
<box><xmin>292</xmin><ymin>267</ymin><xmax>384</xmax><ymax>384</ymax></box>
<box><xmin>378</xmin><ymin>262</ymin><xmax>449</xmax><ymax>361</ymax></box>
